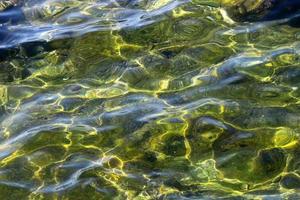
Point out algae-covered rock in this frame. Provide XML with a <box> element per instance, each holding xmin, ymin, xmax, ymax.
<box><xmin>212</xmin><ymin>123</ymin><xmax>287</xmax><ymax>184</ymax></box>
<box><xmin>222</xmin><ymin>0</ymin><xmax>273</xmax><ymax>21</ymax></box>
<box><xmin>254</xmin><ymin>148</ymin><xmax>286</xmax><ymax>177</ymax></box>
<box><xmin>223</xmin><ymin>0</ymin><xmax>300</xmax><ymax>23</ymax></box>
<box><xmin>280</xmin><ymin>173</ymin><xmax>300</xmax><ymax>189</ymax></box>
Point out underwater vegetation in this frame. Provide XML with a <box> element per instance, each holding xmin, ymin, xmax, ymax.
<box><xmin>0</xmin><ymin>0</ymin><xmax>300</xmax><ymax>199</ymax></box>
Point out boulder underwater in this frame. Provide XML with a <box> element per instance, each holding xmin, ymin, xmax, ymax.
<box><xmin>223</xmin><ymin>0</ymin><xmax>300</xmax><ymax>26</ymax></box>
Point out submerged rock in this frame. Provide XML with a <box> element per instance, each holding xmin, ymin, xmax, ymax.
<box><xmin>254</xmin><ymin>148</ymin><xmax>286</xmax><ymax>177</ymax></box>
<box><xmin>212</xmin><ymin>123</ymin><xmax>287</xmax><ymax>184</ymax></box>
<box><xmin>280</xmin><ymin>173</ymin><xmax>300</xmax><ymax>189</ymax></box>
<box><xmin>223</xmin><ymin>0</ymin><xmax>300</xmax><ymax>25</ymax></box>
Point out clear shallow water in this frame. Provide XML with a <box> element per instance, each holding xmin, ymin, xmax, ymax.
<box><xmin>1</xmin><ymin>0</ymin><xmax>300</xmax><ymax>199</ymax></box>
<box><xmin>0</xmin><ymin>0</ymin><xmax>188</xmax><ymax>48</ymax></box>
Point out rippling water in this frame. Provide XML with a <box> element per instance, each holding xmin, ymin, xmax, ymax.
<box><xmin>1</xmin><ymin>0</ymin><xmax>300</xmax><ymax>199</ymax></box>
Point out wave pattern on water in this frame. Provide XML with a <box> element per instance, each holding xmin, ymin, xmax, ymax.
<box><xmin>1</xmin><ymin>0</ymin><xmax>300</xmax><ymax>199</ymax></box>
<box><xmin>1</xmin><ymin>0</ymin><xmax>188</xmax><ymax>48</ymax></box>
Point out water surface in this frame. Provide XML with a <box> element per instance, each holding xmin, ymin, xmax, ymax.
<box><xmin>1</xmin><ymin>0</ymin><xmax>300</xmax><ymax>199</ymax></box>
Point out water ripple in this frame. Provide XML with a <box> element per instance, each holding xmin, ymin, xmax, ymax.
<box><xmin>1</xmin><ymin>0</ymin><xmax>188</xmax><ymax>48</ymax></box>
<box><xmin>1</xmin><ymin>0</ymin><xmax>300</xmax><ymax>199</ymax></box>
